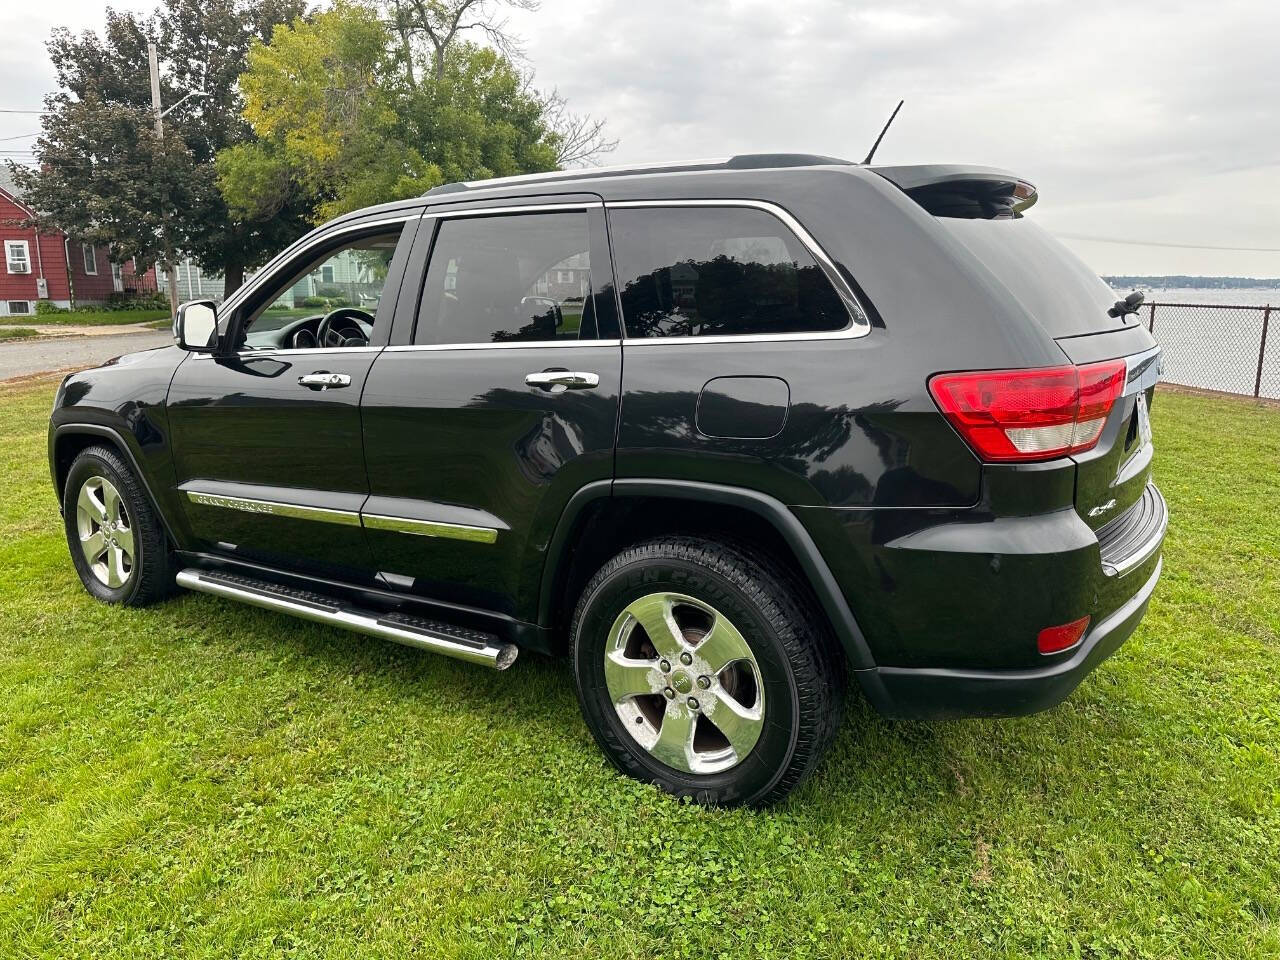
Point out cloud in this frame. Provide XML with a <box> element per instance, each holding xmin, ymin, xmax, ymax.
<box><xmin>4</xmin><ymin>0</ymin><xmax>1277</xmax><ymax>275</ymax></box>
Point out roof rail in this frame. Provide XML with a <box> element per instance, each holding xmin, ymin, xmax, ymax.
<box><xmin>422</xmin><ymin>153</ymin><xmax>854</xmax><ymax>196</ymax></box>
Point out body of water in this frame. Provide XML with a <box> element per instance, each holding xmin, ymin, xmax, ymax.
<box><xmin>1108</xmin><ymin>285</ymin><xmax>1277</xmax><ymax>308</ymax></box>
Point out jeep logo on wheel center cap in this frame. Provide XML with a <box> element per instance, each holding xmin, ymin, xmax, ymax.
<box><xmin>671</xmin><ymin>672</ymin><xmax>693</xmax><ymax>694</ymax></box>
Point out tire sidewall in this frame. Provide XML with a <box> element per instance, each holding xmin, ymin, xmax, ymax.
<box><xmin>63</xmin><ymin>451</ymin><xmax>144</xmax><ymax>605</ymax></box>
<box><xmin>574</xmin><ymin>553</ymin><xmax>802</xmax><ymax>806</ymax></box>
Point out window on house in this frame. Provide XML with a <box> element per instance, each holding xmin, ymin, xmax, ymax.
<box><xmin>82</xmin><ymin>243</ymin><xmax>98</xmax><ymax>275</ymax></box>
<box><xmin>5</xmin><ymin>240</ymin><xmax>30</xmax><ymax>274</ymax></box>
<box><xmin>7</xmin><ymin>300</ymin><xmax>32</xmax><ymax>315</ymax></box>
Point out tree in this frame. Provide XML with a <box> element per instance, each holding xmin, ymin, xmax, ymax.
<box><xmin>219</xmin><ymin>2</ymin><xmax>599</xmax><ymax>225</ymax></box>
<box><xmin>381</xmin><ymin>0</ymin><xmax>616</xmax><ymax>165</ymax></box>
<box><xmin>12</xmin><ymin>0</ymin><xmax>309</xmax><ymax>304</ymax></box>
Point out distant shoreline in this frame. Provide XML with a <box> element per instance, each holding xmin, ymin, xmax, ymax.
<box><xmin>1104</xmin><ymin>276</ymin><xmax>1280</xmax><ymax>290</ymax></box>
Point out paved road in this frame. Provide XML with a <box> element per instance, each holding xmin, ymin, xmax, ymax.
<box><xmin>0</xmin><ymin>330</ymin><xmax>172</xmax><ymax>382</ymax></box>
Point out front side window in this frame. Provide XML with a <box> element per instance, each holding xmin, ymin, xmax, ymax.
<box><xmin>5</xmin><ymin>240</ymin><xmax>29</xmax><ymax>274</ymax></box>
<box><xmin>239</xmin><ymin>227</ymin><xmax>405</xmax><ymax>350</ymax></box>
<box><xmin>609</xmin><ymin>206</ymin><xmax>849</xmax><ymax>338</ymax></box>
<box><xmin>82</xmin><ymin>243</ymin><xmax>97</xmax><ymax>275</ymax></box>
<box><xmin>414</xmin><ymin>211</ymin><xmax>602</xmax><ymax>346</ymax></box>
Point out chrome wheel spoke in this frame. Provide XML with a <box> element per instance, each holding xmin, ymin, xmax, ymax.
<box><xmin>78</xmin><ymin>483</ymin><xmax>107</xmax><ymax>523</ymax></box>
<box><xmin>604</xmin><ymin>650</ymin><xmax>659</xmax><ymax>702</ymax></box>
<box><xmin>103</xmin><ymin>482</ymin><xmax>124</xmax><ymax>526</ymax></box>
<box><xmin>649</xmin><ymin>706</ymin><xmax>697</xmax><ymax>771</ymax></box>
<box><xmin>106</xmin><ymin>546</ymin><xmax>129</xmax><ymax>587</ymax></box>
<box><xmin>114</xmin><ymin>524</ymin><xmax>135</xmax><ymax>557</ymax></box>
<box><xmin>624</xmin><ymin>593</ymin><xmax>684</xmax><ymax>659</ymax></box>
<box><xmin>695</xmin><ymin>616</ymin><xmax>754</xmax><ymax>674</ymax></box>
<box><xmin>81</xmin><ymin>529</ymin><xmax>106</xmax><ymax>559</ymax></box>
<box><xmin>705</xmin><ymin>691</ymin><xmax>765</xmax><ymax>759</ymax></box>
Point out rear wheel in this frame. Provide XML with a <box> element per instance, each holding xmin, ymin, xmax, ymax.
<box><xmin>571</xmin><ymin>536</ymin><xmax>843</xmax><ymax>806</ymax></box>
<box><xmin>62</xmin><ymin>445</ymin><xmax>175</xmax><ymax>606</ymax></box>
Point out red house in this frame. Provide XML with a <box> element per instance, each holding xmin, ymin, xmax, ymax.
<box><xmin>0</xmin><ymin>167</ymin><xmax>157</xmax><ymax>318</ymax></box>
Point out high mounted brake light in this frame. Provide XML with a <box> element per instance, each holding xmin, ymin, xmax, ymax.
<box><xmin>928</xmin><ymin>360</ymin><xmax>1126</xmax><ymax>463</ymax></box>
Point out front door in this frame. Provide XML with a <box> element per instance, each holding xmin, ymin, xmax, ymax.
<box><xmin>360</xmin><ymin>203</ymin><xmax>621</xmax><ymax>618</ymax></box>
<box><xmin>166</xmin><ymin>213</ymin><xmax>420</xmax><ymax>581</ymax></box>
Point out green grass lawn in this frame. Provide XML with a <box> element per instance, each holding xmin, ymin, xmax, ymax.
<box><xmin>0</xmin><ymin>308</ymin><xmax>171</xmax><ymax>327</ymax></box>
<box><xmin>0</xmin><ymin>383</ymin><xmax>1277</xmax><ymax>959</ymax></box>
<box><xmin>0</xmin><ymin>327</ymin><xmax>39</xmax><ymax>341</ymax></box>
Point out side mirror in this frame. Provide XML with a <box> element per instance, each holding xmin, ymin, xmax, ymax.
<box><xmin>174</xmin><ymin>300</ymin><xmax>218</xmax><ymax>351</ymax></box>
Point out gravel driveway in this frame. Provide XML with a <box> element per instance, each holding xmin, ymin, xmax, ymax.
<box><xmin>0</xmin><ymin>330</ymin><xmax>172</xmax><ymax>382</ymax></box>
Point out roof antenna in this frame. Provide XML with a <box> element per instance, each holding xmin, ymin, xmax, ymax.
<box><xmin>862</xmin><ymin>100</ymin><xmax>904</xmax><ymax>165</ymax></box>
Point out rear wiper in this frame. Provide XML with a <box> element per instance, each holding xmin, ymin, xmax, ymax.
<box><xmin>1108</xmin><ymin>290</ymin><xmax>1145</xmax><ymax>319</ymax></box>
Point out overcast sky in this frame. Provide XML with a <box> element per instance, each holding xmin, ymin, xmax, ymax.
<box><xmin>3</xmin><ymin>0</ymin><xmax>1277</xmax><ymax>277</ymax></box>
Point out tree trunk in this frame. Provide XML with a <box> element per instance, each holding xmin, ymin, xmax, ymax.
<box><xmin>223</xmin><ymin>261</ymin><xmax>245</xmax><ymax>298</ymax></box>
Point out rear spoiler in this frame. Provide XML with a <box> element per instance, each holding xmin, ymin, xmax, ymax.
<box><xmin>869</xmin><ymin>164</ymin><xmax>1038</xmax><ymax>219</ymax></box>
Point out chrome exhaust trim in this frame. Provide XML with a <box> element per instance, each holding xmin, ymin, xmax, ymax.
<box><xmin>176</xmin><ymin>568</ymin><xmax>518</xmax><ymax>670</ymax></box>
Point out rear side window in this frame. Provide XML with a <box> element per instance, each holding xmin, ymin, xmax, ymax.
<box><xmin>609</xmin><ymin>206</ymin><xmax>850</xmax><ymax>338</ymax></box>
<box><xmin>414</xmin><ymin>211</ymin><xmax>607</xmax><ymax>345</ymax></box>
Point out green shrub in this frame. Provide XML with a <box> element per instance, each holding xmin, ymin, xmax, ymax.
<box><xmin>35</xmin><ymin>301</ymin><xmax>69</xmax><ymax>316</ymax></box>
<box><xmin>300</xmin><ymin>296</ymin><xmax>327</xmax><ymax>308</ymax></box>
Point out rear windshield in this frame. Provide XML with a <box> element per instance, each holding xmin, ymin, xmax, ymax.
<box><xmin>939</xmin><ymin>217</ymin><xmax>1125</xmax><ymax>337</ymax></box>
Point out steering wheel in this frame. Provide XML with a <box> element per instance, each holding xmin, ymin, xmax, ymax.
<box><xmin>316</xmin><ymin>307</ymin><xmax>375</xmax><ymax>348</ymax></box>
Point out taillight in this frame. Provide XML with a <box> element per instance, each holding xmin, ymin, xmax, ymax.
<box><xmin>928</xmin><ymin>360</ymin><xmax>1126</xmax><ymax>463</ymax></box>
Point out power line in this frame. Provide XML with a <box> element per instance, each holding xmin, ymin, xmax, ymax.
<box><xmin>0</xmin><ymin>133</ymin><xmax>39</xmax><ymax>142</ymax></box>
<box><xmin>1057</xmin><ymin>232</ymin><xmax>1280</xmax><ymax>253</ymax></box>
<box><xmin>0</xmin><ymin>109</ymin><xmax>47</xmax><ymax>115</ymax></box>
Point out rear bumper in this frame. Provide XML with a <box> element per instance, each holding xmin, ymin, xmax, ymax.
<box><xmin>857</xmin><ymin>556</ymin><xmax>1162</xmax><ymax>718</ymax></box>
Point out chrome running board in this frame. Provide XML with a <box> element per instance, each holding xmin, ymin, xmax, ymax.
<box><xmin>175</xmin><ymin>568</ymin><xmax>518</xmax><ymax>670</ymax></box>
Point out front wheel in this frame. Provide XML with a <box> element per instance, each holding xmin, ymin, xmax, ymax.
<box><xmin>62</xmin><ymin>444</ymin><xmax>175</xmax><ymax>606</ymax></box>
<box><xmin>570</xmin><ymin>536</ymin><xmax>844</xmax><ymax>806</ymax></box>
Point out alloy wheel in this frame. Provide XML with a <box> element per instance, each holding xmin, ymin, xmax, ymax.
<box><xmin>75</xmin><ymin>475</ymin><xmax>135</xmax><ymax>588</ymax></box>
<box><xmin>604</xmin><ymin>592</ymin><xmax>766</xmax><ymax>775</ymax></box>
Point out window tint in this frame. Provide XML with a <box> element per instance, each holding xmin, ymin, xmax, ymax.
<box><xmin>609</xmin><ymin>207</ymin><xmax>849</xmax><ymax>338</ymax></box>
<box><xmin>414</xmin><ymin>212</ymin><xmax>600</xmax><ymax>345</ymax></box>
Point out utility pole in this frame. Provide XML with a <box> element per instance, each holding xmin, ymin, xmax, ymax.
<box><xmin>148</xmin><ymin>41</ymin><xmax>180</xmax><ymax>321</ymax></box>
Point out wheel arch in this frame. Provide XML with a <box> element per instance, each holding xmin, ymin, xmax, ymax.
<box><xmin>539</xmin><ymin>478</ymin><xmax>876</xmax><ymax>670</ymax></box>
<box><xmin>50</xmin><ymin>424</ymin><xmax>178</xmax><ymax>546</ymax></box>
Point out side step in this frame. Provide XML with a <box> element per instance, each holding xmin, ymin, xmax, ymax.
<box><xmin>175</xmin><ymin>568</ymin><xmax>518</xmax><ymax>670</ymax></box>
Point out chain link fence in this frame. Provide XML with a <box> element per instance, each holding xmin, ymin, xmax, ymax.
<box><xmin>1146</xmin><ymin>302</ymin><xmax>1277</xmax><ymax>400</ymax></box>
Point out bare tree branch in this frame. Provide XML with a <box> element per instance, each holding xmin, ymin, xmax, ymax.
<box><xmin>539</xmin><ymin>86</ymin><xmax>618</xmax><ymax>167</ymax></box>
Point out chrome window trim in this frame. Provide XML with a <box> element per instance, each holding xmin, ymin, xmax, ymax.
<box><xmin>384</xmin><ymin>339</ymin><xmax>620</xmax><ymax>353</ymax></box>
<box><xmin>189</xmin><ymin>345</ymin><xmax>385</xmax><ymax>361</ymax></box>
<box><xmin>606</xmin><ymin>198</ymin><xmax>872</xmax><ymax>343</ymax></box>
<box><xmin>361</xmin><ymin>513</ymin><xmax>499</xmax><ymax>544</ymax></box>
<box><xmin>218</xmin><ymin>213</ymin><xmax>420</xmax><ymax>320</ymax></box>
<box><xmin>422</xmin><ymin>201</ymin><xmax>602</xmax><ymax>218</ymax></box>
<box><xmin>184</xmin><ymin>490</ymin><xmax>362</xmax><ymax>527</ymax></box>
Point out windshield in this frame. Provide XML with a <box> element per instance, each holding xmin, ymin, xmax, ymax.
<box><xmin>940</xmin><ymin>216</ymin><xmax>1126</xmax><ymax>337</ymax></box>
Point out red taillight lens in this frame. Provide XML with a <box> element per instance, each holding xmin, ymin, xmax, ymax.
<box><xmin>1037</xmin><ymin>615</ymin><xmax>1091</xmax><ymax>655</ymax></box>
<box><xmin>928</xmin><ymin>360</ymin><xmax>1126</xmax><ymax>463</ymax></box>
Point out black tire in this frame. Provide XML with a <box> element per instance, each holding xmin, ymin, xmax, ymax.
<box><xmin>570</xmin><ymin>536</ymin><xmax>844</xmax><ymax>807</ymax></box>
<box><xmin>62</xmin><ymin>444</ymin><xmax>175</xmax><ymax>606</ymax></box>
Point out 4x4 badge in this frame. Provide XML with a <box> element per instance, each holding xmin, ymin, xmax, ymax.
<box><xmin>1089</xmin><ymin>499</ymin><xmax>1117</xmax><ymax>518</ymax></box>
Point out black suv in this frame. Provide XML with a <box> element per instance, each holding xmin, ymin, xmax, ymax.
<box><xmin>50</xmin><ymin>155</ymin><xmax>1167</xmax><ymax>806</ymax></box>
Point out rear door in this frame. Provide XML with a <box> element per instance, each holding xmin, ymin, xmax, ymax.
<box><xmin>360</xmin><ymin>199</ymin><xmax>622</xmax><ymax>618</ymax></box>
